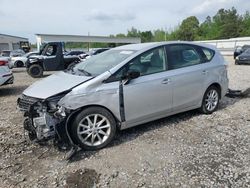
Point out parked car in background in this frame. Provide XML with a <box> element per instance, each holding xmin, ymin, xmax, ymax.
<box><xmin>79</xmin><ymin>53</ymin><xmax>89</xmax><ymax>59</ymax></box>
<box><xmin>235</xmin><ymin>48</ymin><xmax>250</xmax><ymax>65</ymax></box>
<box><xmin>65</xmin><ymin>50</ymin><xmax>85</xmax><ymax>56</ymax></box>
<box><xmin>0</xmin><ymin>58</ymin><xmax>14</xmax><ymax>86</ymax></box>
<box><xmin>82</xmin><ymin>48</ymin><xmax>110</xmax><ymax>60</ymax></box>
<box><xmin>88</xmin><ymin>48</ymin><xmax>109</xmax><ymax>56</ymax></box>
<box><xmin>234</xmin><ymin>45</ymin><xmax>250</xmax><ymax>59</ymax></box>
<box><xmin>9</xmin><ymin>51</ymin><xmax>39</xmax><ymax>68</ymax></box>
<box><xmin>18</xmin><ymin>42</ymin><xmax>228</xmax><ymax>151</ymax></box>
<box><xmin>0</xmin><ymin>49</ymin><xmax>25</xmax><ymax>58</ymax></box>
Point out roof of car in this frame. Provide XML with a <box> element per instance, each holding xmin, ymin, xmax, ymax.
<box><xmin>114</xmin><ymin>41</ymin><xmax>217</xmax><ymax>51</ymax></box>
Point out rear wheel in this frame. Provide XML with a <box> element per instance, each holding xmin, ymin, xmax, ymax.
<box><xmin>200</xmin><ymin>86</ymin><xmax>220</xmax><ymax>114</ymax></box>
<box><xmin>28</xmin><ymin>64</ymin><xmax>43</xmax><ymax>78</ymax></box>
<box><xmin>71</xmin><ymin>107</ymin><xmax>117</xmax><ymax>150</ymax></box>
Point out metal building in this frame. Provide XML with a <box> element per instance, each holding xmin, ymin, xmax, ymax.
<box><xmin>0</xmin><ymin>33</ymin><xmax>29</xmax><ymax>52</ymax></box>
<box><xmin>36</xmin><ymin>34</ymin><xmax>141</xmax><ymax>51</ymax></box>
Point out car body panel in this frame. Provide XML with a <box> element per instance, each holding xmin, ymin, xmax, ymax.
<box><xmin>20</xmin><ymin>42</ymin><xmax>228</xmax><ymax>131</ymax></box>
<box><xmin>122</xmin><ymin>71</ymin><xmax>173</xmax><ymax>125</ymax></box>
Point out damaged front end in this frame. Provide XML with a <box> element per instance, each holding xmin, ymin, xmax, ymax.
<box><xmin>17</xmin><ymin>93</ymin><xmax>71</xmax><ymax>146</ymax></box>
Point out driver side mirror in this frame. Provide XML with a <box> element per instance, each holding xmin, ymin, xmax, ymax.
<box><xmin>127</xmin><ymin>70</ymin><xmax>140</xmax><ymax>80</ymax></box>
<box><xmin>122</xmin><ymin>70</ymin><xmax>140</xmax><ymax>83</ymax></box>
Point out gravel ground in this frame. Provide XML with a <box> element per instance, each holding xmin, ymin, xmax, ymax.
<box><xmin>0</xmin><ymin>56</ymin><xmax>250</xmax><ymax>188</ymax></box>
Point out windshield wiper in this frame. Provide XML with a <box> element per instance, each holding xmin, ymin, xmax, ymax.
<box><xmin>77</xmin><ymin>68</ymin><xmax>92</xmax><ymax>76</ymax></box>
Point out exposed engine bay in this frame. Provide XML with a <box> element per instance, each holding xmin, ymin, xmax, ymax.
<box><xmin>18</xmin><ymin>93</ymin><xmax>70</xmax><ymax>147</ymax></box>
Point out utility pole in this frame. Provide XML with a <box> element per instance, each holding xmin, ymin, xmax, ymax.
<box><xmin>165</xmin><ymin>27</ymin><xmax>167</xmax><ymax>41</ymax></box>
<box><xmin>88</xmin><ymin>32</ymin><xmax>90</xmax><ymax>52</ymax></box>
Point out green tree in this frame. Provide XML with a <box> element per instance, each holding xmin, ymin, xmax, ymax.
<box><xmin>153</xmin><ymin>29</ymin><xmax>166</xmax><ymax>41</ymax></box>
<box><xmin>140</xmin><ymin>31</ymin><xmax>153</xmax><ymax>42</ymax></box>
<box><xmin>213</xmin><ymin>7</ymin><xmax>242</xmax><ymax>39</ymax></box>
<box><xmin>177</xmin><ymin>16</ymin><xmax>200</xmax><ymax>41</ymax></box>
<box><xmin>116</xmin><ymin>33</ymin><xmax>126</xmax><ymax>38</ymax></box>
<box><xmin>240</xmin><ymin>11</ymin><xmax>250</xmax><ymax>36</ymax></box>
<box><xmin>127</xmin><ymin>27</ymin><xmax>140</xmax><ymax>38</ymax></box>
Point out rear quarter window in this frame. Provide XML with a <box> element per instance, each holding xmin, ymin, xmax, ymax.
<box><xmin>201</xmin><ymin>48</ymin><xmax>215</xmax><ymax>62</ymax></box>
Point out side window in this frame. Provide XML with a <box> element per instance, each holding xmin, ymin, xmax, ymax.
<box><xmin>109</xmin><ymin>47</ymin><xmax>167</xmax><ymax>82</ymax></box>
<box><xmin>45</xmin><ymin>45</ymin><xmax>57</xmax><ymax>56</ymax></box>
<box><xmin>167</xmin><ymin>45</ymin><xmax>202</xmax><ymax>70</ymax></box>
<box><xmin>128</xmin><ymin>47</ymin><xmax>167</xmax><ymax>76</ymax></box>
<box><xmin>201</xmin><ymin>48</ymin><xmax>215</xmax><ymax>62</ymax></box>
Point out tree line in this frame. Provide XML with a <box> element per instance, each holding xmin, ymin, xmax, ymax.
<box><xmin>64</xmin><ymin>7</ymin><xmax>250</xmax><ymax>49</ymax></box>
<box><xmin>122</xmin><ymin>7</ymin><xmax>250</xmax><ymax>42</ymax></box>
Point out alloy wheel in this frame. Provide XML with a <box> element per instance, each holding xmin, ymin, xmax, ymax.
<box><xmin>205</xmin><ymin>89</ymin><xmax>219</xmax><ymax>111</ymax></box>
<box><xmin>77</xmin><ymin>114</ymin><xmax>111</xmax><ymax>146</ymax></box>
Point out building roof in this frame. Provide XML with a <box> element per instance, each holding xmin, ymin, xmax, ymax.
<box><xmin>35</xmin><ymin>33</ymin><xmax>141</xmax><ymax>44</ymax></box>
<box><xmin>0</xmin><ymin>33</ymin><xmax>28</xmax><ymax>40</ymax></box>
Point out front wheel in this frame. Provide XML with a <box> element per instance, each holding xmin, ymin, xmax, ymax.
<box><xmin>200</xmin><ymin>86</ymin><xmax>220</xmax><ymax>114</ymax></box>
<box><xmin>28</xmin><ymin>64</ymin><xmax>43</xmax><ymax>78</ymax></box>
<box><xmin>71</xmin><ymin>107</ymin><xmax>117</xmax><ymax>150</ymax></box>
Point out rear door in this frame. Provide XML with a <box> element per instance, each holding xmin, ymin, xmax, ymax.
<box><xmin>165</xmin><ymin>44</ymin><xmax>207</xmax><ymax>111</ymax></box>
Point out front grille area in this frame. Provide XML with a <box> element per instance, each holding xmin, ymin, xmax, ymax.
<box><xmin>18</xmin><ymin>95</ymin><xmax>40</xmax><ymax>112</ymax></box>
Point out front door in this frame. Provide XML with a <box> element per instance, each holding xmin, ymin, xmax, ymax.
<box><xmin>43</xmin><ymin>43</ymin><xmax>64</xmax><ymax>71</ymax></box>
<box><xmin>122</xmin><ymin>47</ymin><xmax>173</xmax><ymax>126</ymax></box>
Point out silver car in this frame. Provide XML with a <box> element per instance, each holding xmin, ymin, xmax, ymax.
<box><xmin>18</xmin><ymin>42</ymin><xmax>228</xmax><ymax>150</ymax></box>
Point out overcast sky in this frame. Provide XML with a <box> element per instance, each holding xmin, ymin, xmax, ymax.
<box><xmin>1</xmin><ymin>0</ymin><xmax>249</xmax><ymax>43</ymax></box>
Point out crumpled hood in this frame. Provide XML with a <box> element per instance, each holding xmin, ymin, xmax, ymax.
<box><xmin>23</xmin><ymin>71</ymin><xmax>92</xmax><ymax>99</ymax></box>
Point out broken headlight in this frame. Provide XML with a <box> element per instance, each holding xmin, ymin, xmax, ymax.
<box><xmin>46</xmin><ymin>92</ymin><xmax>70</xmax><ymax>112</ymax></box>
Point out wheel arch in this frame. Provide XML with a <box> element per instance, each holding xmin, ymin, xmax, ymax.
<box><xmin>64</xmin><ymin>104</ymin><xmax>121</xmax><ymax>147</ymax></box>
<box><xmin>66</xmin><ymin>104</ymin><xmax>121</xmax><ymax>130</ymax></box>
<box><xmin>205</xmin><ymin>83</ymin><xmax>222</xmax><ymax>99</ymax></box>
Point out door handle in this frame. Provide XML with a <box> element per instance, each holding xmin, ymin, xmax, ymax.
<box><xmin>202</xmin><ymin>70</ymin><xmax>208</xmax><ymax>75</ymax></box>
<box><xmin>162</xmin><ymin>78</ymin><xmax>171</xmax><ymax>84</ymax></box>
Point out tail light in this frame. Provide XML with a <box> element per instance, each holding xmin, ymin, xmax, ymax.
<box><xmin>0</xmin><ymin>60</ymin><xmax>8</xmax><ymax>66</ymax></box>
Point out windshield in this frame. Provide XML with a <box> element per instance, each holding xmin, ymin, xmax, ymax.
<box><xmin>74</xmin><ymin>49</ymin><xmax>136</xmax><ymax>76</ymax></box>
<box><xmin>244</xmin><ymin>49</ymin><xmax>250</xmax><ymax>54</ymax></box>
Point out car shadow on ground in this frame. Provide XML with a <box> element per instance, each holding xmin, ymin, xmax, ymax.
<box><xmin>0</xmin><ymin>85</ymin><xmax>29</xmax><ymax>97</ymax></box>
<box><xmin>69</xmin><ymin>88</ymin><xmax>250</xmax><ymax>162</ymax></box>
<box><xmin>11</xmin><ymin>68</ymin><xmax>26</xmax><ymax>73</ymax></box>
<box><xmin>68</xmin><ymin>109</ymin><xmax>201</xmax><ymax>162</ymax></box>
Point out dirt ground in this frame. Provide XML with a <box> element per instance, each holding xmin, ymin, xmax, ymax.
<box><xmin>0</xmin><ymin>56</ymin><xmax>250</xmax><ymax>188</ymax></box>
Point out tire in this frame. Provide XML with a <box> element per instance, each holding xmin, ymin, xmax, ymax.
<box><xmin>70</xmin><ymin>107</ymin><xmax>117</xmax><ymax>150</ymax></box>
<box><xmin>28</xmin><ymin>64</ymin><xmax>43</xmax><ymax>78</ymax></box>
<box><xmin>200</xmin><ymin>86</ymin><xmax>220</xmax><ymax>114</ymax></box>
<box><xmin>16</xmin><ymin>61</ymin><xmax>24</xmax><ymax>67</ymax></box>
